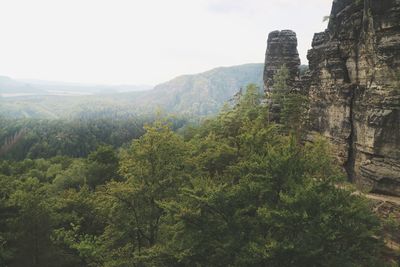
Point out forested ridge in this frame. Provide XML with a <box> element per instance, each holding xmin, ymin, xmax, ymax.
<box><xmin>1</xmin><ymin>74</ymin><xmax>398</xmax><ymax>266</ymax></box>
<box><xmin>0</xmin><ymin>64</ymin><xmax>263</xmax><ymax>119</ymax></box>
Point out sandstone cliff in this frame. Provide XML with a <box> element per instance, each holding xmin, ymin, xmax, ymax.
<box><xmin>263</xmin><ymin>0</ymin><xmax>400</xmax><ymax>197</ymax></box>
<box><xmin>263</xmin><ymin>30</ymin><xmax>302</xmax><ymax>122</ymax></box>
<box><xmin>263</xmin><ymin>30</ymin><xmax>300</xmax><ymax>92</ymax></box>
<box><xmin>307</xmin><ymin>0</ymin><xmax>400</xmax><ymax>196</ymax></box>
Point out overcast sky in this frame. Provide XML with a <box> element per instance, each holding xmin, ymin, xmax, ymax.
<box><xmin>0</xmin><ymin>0</ymin><xmax>332</xmax><ymax>85</ymax></box>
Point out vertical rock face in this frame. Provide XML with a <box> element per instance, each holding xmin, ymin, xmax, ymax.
<box><xmin>263</xmin><ymin>30</ymin><xmax>301</xmax><ymax>122</ymax></box>
<box><xmin>307</xmin><ymin>0</ymin><xmax>400</xmax><ymax>196</ymax></box>
<box><xmin>263</xmin><ymin>30</ymin><xmax>301</xmax><ymax>92</ymax></box>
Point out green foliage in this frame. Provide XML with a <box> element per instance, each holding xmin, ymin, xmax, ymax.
<box><xmin>0</xmin><ymin>116</ymin><xmax>189</xmax><ymax>161</ymax></box>
<box><xmin>272</xmin><ymin>66</ymin><xmax>309</xmax><ymax>139</ymax></box>
<box><xmin>323</xmin><ymin>15</ymin><xmax>333</xmax><ymax>22</ymax></box>
<box><xmin>8</xmin><ymin>178</ymin><xmax>56</xmax><ymax>267</ymax></box>
<box><xmin>280</xmin><ymin>92</ymin><xmax>308</xmax><ymax>135</ymax></box>
<box><xmin>255</xmin><ymin>183</ymin><xmax>382</xmax><ymax>266</ymax></box>
<box><xmin>86</xmin><ymin>145</ymin><xmax>119</xmax><ymax>189</ymax></box>
<box><xmin>53</xmin><ymin>160</ymin><xmax>88</xmax><ymax>190</ymax></box>
<box><xmin>0</xmin><ymin>175</ymin><xmax>17</xmax><ymax>265</ymax></box>
<box><xmin>0</xmin><ymin>84</ymin><xmax>391</xmax><ymax>266</ymax></box>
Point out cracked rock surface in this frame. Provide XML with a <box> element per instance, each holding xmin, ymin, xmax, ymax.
<box><xmin>263</xmin><ymin>0</ymin><xmax>400</xmax><ymax>197</ymax></box>
<box><xmin>307</xmin><ymin>0</ymin><xmax>400</xmax><ymax>196</ymax></box>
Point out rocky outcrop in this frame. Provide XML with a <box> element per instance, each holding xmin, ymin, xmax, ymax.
<box><xmin>262</xmin><ymin>0</ymin><xmax>400</xmax><ymax>196</ymax></box>
<box><xmin>263</xmin><ymin>30</ymin><xmax>301</xmax><ymax>93</ymax></box>
<box><xmin>263</xmin><ymin>30</ymin><xmax>302</xmax><ymax>122</ymax></box>
<box><xmin>261</xmin><ymin>0</ymin><xmax>400</xmax><ymax>259</ymax></box>
<box><xmin>307</xmin><ymin>0</ymin><xmax>400</xmax><ymax>196</ymax></box>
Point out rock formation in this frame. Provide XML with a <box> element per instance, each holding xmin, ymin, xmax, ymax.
<box><xmin>263</xmin><ymin>30</ymin><xmax>301</xmax><ymax>93</ymax></box>
<box><xmin>307</xmin><ymin>0</ymin><xmax>400</xmax><ymax>196</ymax></box>
<box><xmin>263</xmin><ymin>0</ymin><xmax>400</xmax><ymax>197</ymax></box>
<box><xmin>263</xmin><ymin>30</ymin><xmax>302</xmax><ymax>122</ymax></box>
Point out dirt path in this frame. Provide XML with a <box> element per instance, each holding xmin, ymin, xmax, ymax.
<box><xmin>385</xmin><ymin>238</ymin><xmax>400</xmax><ymax>251</ymax></box>
<box><xmin>336</xmin><ymin>184</ymin><xmax>400</xmax><ymax>205</ymax></box>
<box><xmin>363</xmin><ymin>193</ymin><xmax>400</xmax><ymax>206</ymax></box>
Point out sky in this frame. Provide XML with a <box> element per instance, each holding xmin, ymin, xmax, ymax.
<box><xmin>0</xmin><ymin>0</ymin><xmax>333</xmax><ymax>85</ymax></box>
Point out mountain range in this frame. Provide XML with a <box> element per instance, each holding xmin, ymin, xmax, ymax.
<box><xmin>0</xmin><ymin>63</ymin><xmax>264</xmax><ymax>119</ymax></box>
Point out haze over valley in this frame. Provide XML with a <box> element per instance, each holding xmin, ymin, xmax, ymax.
<box><xmin>0</xmin><ymin>63</ymin><xmax>264</xmax><ymax>118</ymax></box>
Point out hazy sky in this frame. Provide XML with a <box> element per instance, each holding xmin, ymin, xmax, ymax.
<box><xmin>0</xmin><ymin>0</ymin><xmax>332</xmax><ymax>85</ymax></box>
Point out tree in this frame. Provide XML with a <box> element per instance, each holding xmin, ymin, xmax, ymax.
<box><xmin>271</xmin><ymin>65</ymin><xmax>308</xmax><ymax>138</ymax></box>
<box><xmin>52</xmin><ymin>160</ymin><xmax>88</xmax><ymax>190</ymax></box>
<box><xmin>56</xmin><ymin>120</ymin><xmax>191</xmax><ymax>266</ymax></box>
<box><xmin>52</xmin><ymin>186</ymin><xmax>104</xmax><ymax>267</ymax></box>
<box><xmin>191</xmin><ymin>133</ymin><xmax>237</xmax><ymax>178</ymax></box>
<box><xmin>0</xmin><ymin>94</ymin><xmax>389</xmax><ymax>266</ymax></box>
<box><xmin>86</xmin><ymin>145</ymin><xmax>119</xmax><ymax>189</ymax></box>
<box><xmin>118</xmin><ymin>120</ymin><xmax>190</xmax><ymax>247</ymax></box>
<box><xmin>152</xmin><ymin>131</ymin><xmax>383</xmax><ymax>266</ymax></box>
<box><xmin>7</xmin><ymin>178</ymin><xmax>64</xmax><ymax>267</ymax></box>
<box><xmin>269</xmin><ymin>65</ymin><xmax>290</xmax><ymax>124</ymax></box>
<box><xmin>0</xmin><ymin>174</ymin><xmax>17</xmax><ymax>266</ymax></box>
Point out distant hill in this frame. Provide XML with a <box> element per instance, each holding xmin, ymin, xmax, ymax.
<box><xmin>0</xmin><ymin>76</ymin><xmax>46</xmax><ymax>94</ymax></box>
<box><xmin>0</xmin><ymin>76</ymin><xmax>152</xmax><ymax>96</ymax></box>
<box><xmin>130</xmin><ymin>63</ymin><xmax>264</xmax><ymax>115</ymax></box>
<box><xmin>0</xmin><ymin>63</ymin><xmax>264</xmax><ymax>119</ymax></box>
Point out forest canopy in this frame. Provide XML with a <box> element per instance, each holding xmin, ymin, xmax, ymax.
<box><xmin>0</xmin><ymin>80</ymin><xmax>390</xmax><ymax>266</ymax></box>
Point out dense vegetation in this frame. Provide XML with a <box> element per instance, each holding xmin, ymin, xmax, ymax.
<box><xmin>0</xmin><ymin>116</ymin><xmax>187</xmax><ymax>161</ymax></box>
<box><xmin>0</xmin><ymin>94</ymin><xmax>145</xmax><ymax>120</ymax></box>
<box><xmin>0</xmin><ymin>70</ymin><xmax>390</xmax><ymax>266</ymax></box>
